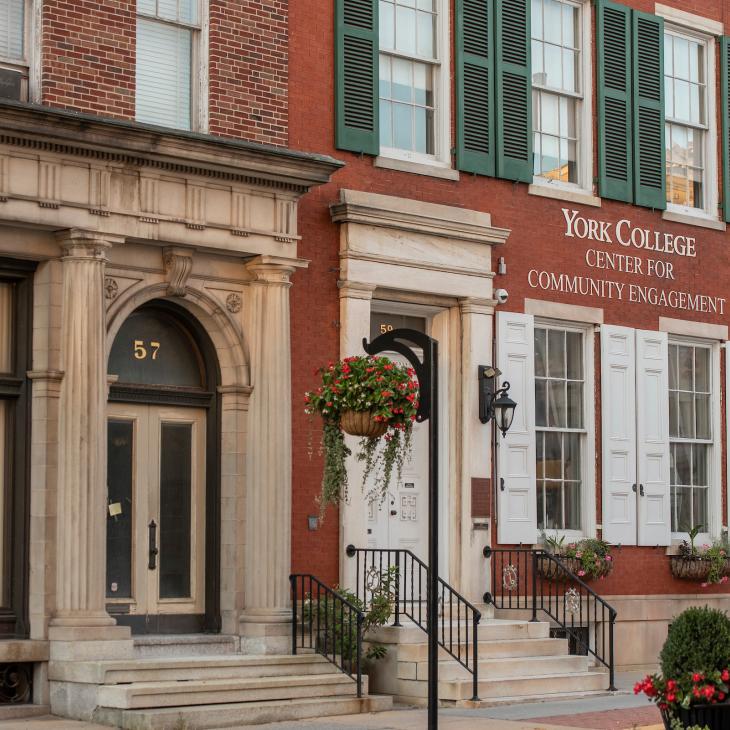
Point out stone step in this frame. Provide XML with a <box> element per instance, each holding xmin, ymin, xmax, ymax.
<box><xmin>397</xmin><ymin>636</ymin><xmax>570</xmax><ymax>662</ymax></box>
<box><xmin>372</xmin><ymin>620</ymin><xmax>550</xmax><ymax>644</ymax></box>
<box><xmin>399</xmin><ymin>653</ymin><xmax>592</xmax><ymax>681</ymax></box>
<box><xmin>49</xmin><ymin>653</ymin><xmax>333</xmax><ymax>685</ymax></box>
<box><xmin>0</xmin><ymin>704</ymin><xmax>51</xmax><ymax>720</ymax></box>
<box><xmin>96</xmin><ymin>672</ymin><xmax>366</xmax><ymax>710</ymax></box>
<box><xmin>93</xmin><ymin>694</ymin><xmax>393</xmax><ymax>729</ymax></box>
<box><xmin>133</xmin><ymin>634</ymin><xmax>239</xmax><ymax>658</ymax></box>
<box><xmin>397</xmin><ymin>670</ymin><xmax>608</xmax><ymax>702</ymax></box>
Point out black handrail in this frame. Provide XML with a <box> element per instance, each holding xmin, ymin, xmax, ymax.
<box><xmin>484</xmin><ymin>547</ymin><xmax>617</xmax><ymax>691</ymax></box>
<box><xmin>290</xmin><ymin>574</ymin><xmax>363</xmax><ymax>697</ymax></box>
<box><xmin>346</xmin><ymin>545</ymin><xmax>482</xmax><ymax>701</ymax></box>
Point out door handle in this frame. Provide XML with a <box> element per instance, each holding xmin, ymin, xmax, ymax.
<box><xmin>500</xmin><ymin>478</ymin><xmax>505</xmax><ymax>492</ymax></box>
<box><xmin>632</xmin><ymin>483</ymin><xmax>637</xmax><ymax>493</ymax></box>
<box><xmin>390</xmin><ymin>510</ymin><xmax>397</xmax><ymax>517</ymax></box>
<box><xmin>148</xmin><ymin>519</ymin><xmax>158</xmax><ymax>570</ymax></box>
<box><xmin>639</xmin><ymin>484</ymin><xmax>645</xmax><ymax>497</ymax></box>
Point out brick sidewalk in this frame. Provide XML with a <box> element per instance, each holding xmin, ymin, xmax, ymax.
<box><xmin>531</xmin><ymin>705</ymin><xmax>662</xmax><ymax>729</ymax></box>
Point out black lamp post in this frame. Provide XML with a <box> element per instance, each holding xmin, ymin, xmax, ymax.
<box><xmin>362</xmin><ymin>328</ymin><xmax>440</xmax><ymax>730</ymax></box>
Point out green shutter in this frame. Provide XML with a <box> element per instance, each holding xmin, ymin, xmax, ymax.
<box><xmin>335</xmin><ymin>0</ymin><xmax>379</xmax><ymax>155</ymax></box>
<box><xmin>721</xmin><ymin>38</ymin><xmax>730</xmax><ymax>222</ymax></box>
<box><xmin>596</xmin><ymin>0</ymin><xmax>633</xmax><ymax>202</ymax></box>
<box><xmin>456</xmin><ymin>0</ymin><xmax>495</xmax><ymax>176</ymax></box>
<box><xmin>632</xmin><ymin>11</ymin><xmax>665</xmax><ymax>209</ymax></box>
<box><xmin>495</xmin><ymin>0</ymin><xmax>532</xmax><ymax>182</ymax></box>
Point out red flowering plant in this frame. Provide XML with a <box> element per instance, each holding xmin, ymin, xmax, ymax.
<box><xmin>305</xmin><ymin>355</ymin><xmax>419</xmax><ymax>513</ymax></box>
<box><xmin>635</xmin><ymin>606</ymin><xmax>730</xmax><ymax>724</ymax></box>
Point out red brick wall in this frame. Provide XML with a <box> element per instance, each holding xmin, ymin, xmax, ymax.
<box><xmin>209</xmin><ymin>0</ymin><xmax>289</xmax><ymax>145</ymax></box>
<box><xmin>40</xmin><ymin>1</ymin><xmax>288</xmax><ymax>145</ymax></box>
<box><xmin>42</xmin><ymin>0</ymin><xmax>136</xmax><ymax>118</ymax></box>
<box><xmin>288</xmin><ymin>0</ymin><xmax>730</xmax><ymax>591</ymax></box>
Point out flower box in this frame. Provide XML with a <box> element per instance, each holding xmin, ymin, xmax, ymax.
<box><xmin>662</xmin><ymin>703</ymin><xmax>730</xmax><ymax>730</ymax></box>
<box><xmin>537</xmin><ymin>554</ymin><xmax>614</xmax><ymax>581</ymax></box>
<box><xmin>670</xmin><ymin>556</ymin><xmax>730</xmax><ymax>582</ymax></box>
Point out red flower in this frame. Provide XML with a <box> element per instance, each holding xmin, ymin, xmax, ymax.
<box><xmin>666</xmin><ymin>692</ymin><xmax>676</xmax><ymax>702</ymax></box>
<box><xmin>693</xmin><ymin>673</ymin><xmax>704</xmax><ymax>683</ymax></box>
<box><xmin>722</xmin><ymin>670</ymin><xmax>730</xmax><ymax>682</ymax></box>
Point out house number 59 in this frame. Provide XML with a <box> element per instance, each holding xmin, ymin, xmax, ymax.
<box><xmin>133</xmin><ymin>340</ymin><xmax>161</xmax><ymax>360</ymax></box>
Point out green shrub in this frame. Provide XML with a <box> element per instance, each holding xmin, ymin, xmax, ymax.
<box><xmin>660</xmin><ymin>606</ymin><xmax>730</xmax><ymax>678</ymax></box>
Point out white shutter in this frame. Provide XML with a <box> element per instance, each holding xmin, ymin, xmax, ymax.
<box><xmin>636</xmin><ymin>329</ymin><xmax>671</xmax><ymax>546</ymax></box>
<box><xmin>726</xmin><ymin>343</ymin><xmax>730</xmax><ymax>535</ymax></box>
<box><xmin>0</xmin><ymin>0</ymin><xmax>24</xmax><ymax>61</ymax></box>
<box><xmin>136</xmin><ymin>18</ymin><xmax>192</xmax><ymax>130</ymax></box>
<box><xmin>496</xmin><ymin>311</ymin><xmax>537</xmax><ymax>545</ymax></box>
<box><xmin>600</xmin><ymin>325</ymin><xmax>637</xmax><ymax>546</ymax></box>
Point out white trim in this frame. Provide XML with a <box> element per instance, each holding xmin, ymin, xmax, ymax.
<box><xmin>654</xmin><ymin>4</ymin><xmax>724</xmax><ymax>37</ymax></box>
<box><xmin>374</xmin><ymin>155</ymin><xmax>459</xmax><ymax>180</ymax></box>
<box><xmin>525</xmin><ymin>298</ymin><xmax>603</xmax><ymax>324</ymax></box>
<box><xmin>663</xmin><ymin>26</ymin><xmax>719</xmax><ymax>222</ymax></box>
<box><xmin>196</xmin><ymin>0</ymin><xmax>209</xmax><ymax>133</ymax></box>
<box><xmin>27</xmin><ymin>0</ymin><xmax>40</xmax><ymax>103</ymax></box>
<box><xmin>726</xmin><ymin>343</ymin><xmax>730</xmax><ymax>538</ymax></box>
<box><xmin>659</xmin><ymin>317</ymin><xmax>729</xmax><ymax>342</ymax></box>
<box><xmin>528</xmin><ymin>182</ymin><xmax>601</xmax><ymax>208</ymax></box>
<box><xmin>662</xmin><ymin>209</ymin><xmax>726</xmax><ymax>231</ymax></box>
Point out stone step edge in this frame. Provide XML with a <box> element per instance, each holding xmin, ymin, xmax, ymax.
<box><xmin>439</xmin><ymin>670</ymin><xmax>609</xmax><ymax>687</ymax></box>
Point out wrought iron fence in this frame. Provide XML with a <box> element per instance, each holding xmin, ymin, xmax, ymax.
<box><xmin>289</xmin><ymin>573</ymin><xmax>363</xmax><ymax>697</ymax></box>
<box><xmin>484</xmin><ymin>547</ymin><xmax>617</xmax><ymax>691</ymax></box>
<box><xmin>346</xmin><ymin>545</ymin><xmax>482</xmax><ymax>701</ymax></box>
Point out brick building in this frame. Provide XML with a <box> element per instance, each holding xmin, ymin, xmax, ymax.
<box><xmin>0</xmin><ymin>0</ymin><xmax>727</xmax><ymax>722</ymax></box>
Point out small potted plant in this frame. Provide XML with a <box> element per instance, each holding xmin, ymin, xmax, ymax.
<box><xmin>670</xmin><ymin>526</ymin><xmax>730</xmax><ymax>587</ymax></box>
<box><xmin>305</xmin><ymin>355</ymin><xmax>419</xmax><ymax>513</ymax></box>
<box><xmin>635</xmin><ymin>606</ymin><xmax>730</xmax><ymax>729</ymax></box>
<box><xmin>538</xmin><ymin>533</ymin><xmax>615</xmax><ymax>581</ymax></box>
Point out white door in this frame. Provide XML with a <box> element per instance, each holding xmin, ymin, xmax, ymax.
<box><xmin>365</xmin><ymin>356</ymin><xmax>429</xmax><ymax>563</ymax></box>
<box><xmin>106</xmin><ymin>403</ymin><xmax>206</xmax><ymax>618</ymax></box>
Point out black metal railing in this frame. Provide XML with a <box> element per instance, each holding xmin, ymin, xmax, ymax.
<box><xmin>346</xmin><ymin>545</ymin><xmax>482</xmax><ymax>701</ymax></box>
<box><xmin>290</xmin><ymin>574</ymin><xmax>363</xmax><ymax>697</ymax></box>
<box><xmin>484</xmin><ymin>547</ymin><xmax>617</xmax><ymax>691</ymax></box>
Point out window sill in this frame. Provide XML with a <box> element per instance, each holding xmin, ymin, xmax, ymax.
<box><xmin>662</xmin><ymin>209</ymin><xmax>726</xmax><ymax>231</ymax></box>
<box><xmin>528</xmin><ymin>182</ymin><xmax>601</xmax><ymax>208</ymax></box>
<box><xmin>374</xmin><ymin>155</ymin><xmax>459</xmax><ymax>181</ymax></box>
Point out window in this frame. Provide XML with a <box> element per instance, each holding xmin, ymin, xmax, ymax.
<box><xmin>0</xmin><ymin>0</ymin><xmax>30</xmax><ymax>101</ymax></box>
<box><xmin>669</xmin><ymin>343</ymin><xmax>712</xmax><ymax>533</ymax></box>
<box><xmin>136</xmin><ymin>0</ymin><xmax>202</xmax><ymax>130</ymax></box>
<box><xmin>664</xmin><ymin>31</ymin><xmax>708</xmax><ymax>211</ymax></box>
<box><xmin>531</xmin><ymin>0</ymin><xmax>581</xmax><ymax>184</ymax></box>
<box><xmin>379</xmin><ymin>0</ymin><xmax>438</xmax><ymax>158</ymax></box>
<box><xmin>534</xmin><ymin>325</ymin><xmax>584</xmax><ymax>531</ymax></box>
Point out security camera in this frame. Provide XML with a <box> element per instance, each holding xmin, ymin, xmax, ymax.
<box><xmin>494</xmin><ymin>288</ymin><xmax>509</xmax><ymax>305</ymax></box>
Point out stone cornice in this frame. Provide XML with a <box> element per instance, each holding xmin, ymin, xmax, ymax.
<box><xmin>330</xmin><ymin>189</ymin><xmax>511</xmax><ymax>246</ymax></box>
<box><xmin>0</xmin><ymin>100</ymin><xmax>343</xmax><ymax>193</ymax></box>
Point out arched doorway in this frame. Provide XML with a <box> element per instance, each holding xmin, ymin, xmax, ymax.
<box><xmin>106</xmin><ymin>300</ymin><xmax>220</xmax><ymax>634</ymax></box>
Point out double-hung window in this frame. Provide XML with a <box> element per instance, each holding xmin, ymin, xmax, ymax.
<box><xmin>0</xmin><ymin>0</ymin><xmax>29</xmax><ymax>100</ymax></box>
<box><xmin>668</xmin><ymin>343</ymin><xmax>713</xmax><ymax>534</ymax></box>
<box><xmin>664</xmin><ymin>30</ymin><xmax>712</xmax><ymax>214</ymax></box>
<box><xmin>136</xmin><ymin>0</ymin><xmax>203</xmax><ymax>131</ymax></box>
<box><xmin>531</xmin><ymin>0</ymin><xmax>582</xmax><ymax>185</ymax></box>
<box><xmin>534</xmin><ymin>325</ymin><xmax>585</xmax><ymax>531</ymax></box>
<box><xmin>379</xmin><ymin>0</ymin><xmax>439</xmax><ymax>160</ymax></box>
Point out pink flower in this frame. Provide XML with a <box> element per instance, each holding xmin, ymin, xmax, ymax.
<box><xmin>575</xmin><ymin>552</ymin><xmax>582</xmax><ymax>558</ymax></box>
<box><xmin>606</xmin><ymin>555</ymin><xmax>613</xmax><ymax>562</ymax></box>
<box><xmin>578</xmin><ymin>570</ymin><xmax>586</xmax><ymax>577</ymax></box>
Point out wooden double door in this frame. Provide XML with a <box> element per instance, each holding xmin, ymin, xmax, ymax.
<box><xmin>106</xmin><ymin>403</ymin><xmax>206</xmax><ymax>631</ymax></box>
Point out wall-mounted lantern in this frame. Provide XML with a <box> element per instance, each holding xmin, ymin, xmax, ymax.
<box><xmin>478</xmin><ymin>365</ymin><xmax>517</xmax><ymax>437</ymax></box>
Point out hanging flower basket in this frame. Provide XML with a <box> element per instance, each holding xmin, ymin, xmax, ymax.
<box><xmin>305</xmin><ymin>355</ymin><xmax>419</xmax><ymax>514</ymax></box>
<box><xmin>671</xmin><ymin>529</ymin><xmax>730</xmax><ymax>586</ymax></box>
<box><xmin>340</xmin><ymin>410</ymin><xmax>388</xmax><ymax>439</ymax></box>
<box><xmin>670</xmin><ymin>556</ymin><xmax>714</xmax><ymax>582</ymax></box>
<box><xmin>539</xmin><ymin>535</ymin><xmax>615</xmax><ymax>582</ymax></box>
<box><xmin>537</xmin><ymin>554</ymin><xmax>614</xmax><ymax>582</ymax></box>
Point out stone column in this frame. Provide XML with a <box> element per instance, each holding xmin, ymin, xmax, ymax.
<box><xmin>240</xmin><ymin>255</ymin><xmax>305</xmax><ymax>654</ymax></box>
<box><xmin>49</xmin><ymin>230</ymin><xmax>131</xmax><ymax>657</ymax></box>
<box><xmin>337</xmin><ymin>281</ymin><xmax>376</xmax><ymax>591</ymax></box>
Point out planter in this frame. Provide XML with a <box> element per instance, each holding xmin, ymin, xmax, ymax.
<box><xmin>670</xmin><ymin>556</ymin><xmax>713</xmax><ymax>582</ymax></box>
<box><xmin>662</xmin><ymin>702</ymin><xmax>730</xmax><ymax>730</ymax></box>
<box><xmin>537</xmin><ymin>554</ymin><xmax>614</xmax><ymax>582</ymax></box>
<box><xmin>340</xmin><ymin>410</ymin><xmax>388</xmax><ymax>439</ymax></box>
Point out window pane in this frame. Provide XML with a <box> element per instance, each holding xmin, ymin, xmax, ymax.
<box><xmin>544</xmin><ymin>482</ymin><xmax>561</xmax><ymax>529</ymax></box>
<box><xmin>567</xmin><ymin>381</ymin><xmax>583</xmax><ymax>428</ymax></box>
<box><xmin>179</xmin><ymin>0</ymin><xmax>197</xmax><ymax>24</ymax></box>
<box><xmin>673</xmin><ymin>35</ymin><xmax>689</xmax><ymax>80</ymax></box>
<box><xmin>668</xmin><ymin>345</ymin><xmax>678</xmax><ymax>389</ymax></box>
<box><xmin>671</xmin><ymin>485</ymin><xmax>692</xmax><ymax>532</ymax></box>
<box><xmin>547</xmin><ymin>329</ymin><xmax>565</xmax><ymax>377</ymax></box>
<box><xmin>537</xmin><ymin>481</ymin><xmax>545</xmax><ymax>529</ymax></box>
<box><xmin>380</xmin><ymin>1</ymin><xmax>395</xmax><ymax>50</ymax></box>
<box><xmin>545</xmin><ymin>44</ymin><xmax>562</xmax><ymax>88</ymax></box>
<box><xmin>392</xmin><ymin>57</ymin><xmax>412</xmax><ymax>102</ymax></box>
<box><xmin>695</xmin><ymin>395</ymin><xmax>710</xmax><ymax>440</ymax></box>
<box><xmin>535</xmin><ymin>379</ymin><xmax>547</xmax><ymax>427</ymax></box>
<box><xmin>566</xmin><ymin>331</ymin><xmax>582</xmax><ymax>379</ymax></box>
<box><xmin>692</xmin><ymin>444</ymin><xmax>708</xmax><ymax>486</ymax></box>
<box><xmin>379</xmin><ymin>54</ymin><xmax>391</xmax><ymax>98</ymax></box>
<box><xmin>564</xmin><ymin>481</ymin><xmax>581</xmax><ymax>530</ymax></box>
<box><xmin>694</xmin><ymin>348</ymin><xmax>709</xmax><ymax>392</ymax></box>
<box><xmin>0</xmin><ymin>283</ymin><xmax>11</xmax><ymax>373</ymax></box>
<box><xmin>673</xmin><ymin>442</ymin><xmax>691</xmax><ymax>485</ymax></box>
<box><xmin>138</xmin><ymin>0</ymin><xmax>156</xmax><ymax>14</ymax></box>
<box><xmin>664</xmin><ymin>34</ymin><xmax>673</xmax><ymax>76</ymax></box>
<box><xmin>547</xmin><ymin>380</ymin><xmax>566</xmax><ymax>427</ymax></box>
<box><xmin>669</xmin><ymin>391</ymin><xmax>679</xmax><ymax>437</ymax></box>
<box><xmin>536</xmin><ymin>432</ymin><xmax>544</xmax><ymax>478</ymax></box>
<box><xmin>673</xmin><ymin>80</ymin><xmax>690</xmax><ymax>122</ymax></box>
<box><xmin>414</xmin><ymin>106</ymin><xmax>429</xmax><ymax>153</ymax></box>
<box><xmin>562</xmin><ymin>3</ymin><xmax>577</xmax><ymax>47</ymax></box>
<box><xmin>564</xmin><ymin>433</ymin><xmax>581</xmax><ymax>480</ymax></box>
<box><xmin>395</xmin><ymin>5</ymin><xmax>416</xmax><ymax>54</ymax></box>
<box><xmin>107</xmin><ymin>419</ymin><xmax>134</xmax><ymax>600</ymax></box>
<box><xmin>544</xmin><ymin>0</ymin><xmax>561</xmax><ymax>43</ymax></box>
<box><xmin>535</xmin><ymin>328</ymin><xmax>547</xmax><ymax>377</ymax></box>
<box><xmin>417</xmin><ymin>10</ymin><xmax>434</xmax><ymax>58</ymax></box>
<box><xmin>159</xmin><ymin>422</ymin><xmax>192</xmax><ymax>599</ymax></box>
<box><xmin>0</xmin><ymin>0</ymin><xmax>23</xmax><ymax>61</ymax></box>
<box><xmin>380</xmin><ymin>100</ymin><xmax>393</xmax><ymax>148</ymax></box>
<box><xmin>544</xmin><ymin>431</ymin><xmax>561</xmax><ymax>479</ymax></box>
<box><xmin>532</xmin><ymin>41</ymin><xmax>544</xmax><ymax>83</ymax></box>
<box><xmin>677</xmin><ymin>345</ymin><xmax>692</xmax><ymax>390</ymax></box>
<box><xmin>393</xmin><ymin>102</ymin><xmax>413</xmax><ymax>149</ymax></box>
<box><xmin>562</xmin><ymin>48</ymin><xmax>577</xmax><ymax>93</ymax></box>
<box><xmin>158</xmin><ymin>0</ymin><xmax>178</xmax><ymax>21</ymax></box>
<box><xmin>693</xmin><ymin>487</ymin><xmax>708</xmax><ymax>531</ymax></box>
<box><xmin>532</xmin><ymin>0</ymin><xmax>543</xmax><ymax>39</ymax></box>
<box><xmin>677</xmin><ymin>391</ymin><xmax>694</xmax><ymax>438</ymax></box>
<box><xmin>413</xmin><ymin>62</ymin><xmax>431</xmax><ymax>106</ymax></box>
<box><xmin>136</xmin><ymin>19</ymin><xmax>192</xmax><ymax>130</ymax></box>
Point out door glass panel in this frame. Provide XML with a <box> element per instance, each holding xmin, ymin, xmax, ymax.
<box><xmin>107</xmin><ymin>420</ymin><xmax>134</xmax><ymax>599</ymax></box>
<box><xmin>0</xmin><ymin>283</ymin><xmax>12</xmax><ymax>373</ymax></box>
<box><xmin>159</xmin><ymin>422</ymin><xmax>192</xmax><ymax>599</ymax></box>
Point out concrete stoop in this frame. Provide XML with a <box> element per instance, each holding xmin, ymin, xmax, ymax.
<box><xmin>367</xmin><ymin>618</ymin><xmax>611</xmax><ymax>708</ymax></box>
<box><xmin>49</xmin><ymin>652</ymin><xmax>392</xmax><ymax>728</ymax></box>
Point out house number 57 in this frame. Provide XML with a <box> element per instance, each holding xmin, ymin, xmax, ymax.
<box><xmin>133</xmin><ymin>340</ymin><xmax>160</xmax><ymax>360</ymax></box>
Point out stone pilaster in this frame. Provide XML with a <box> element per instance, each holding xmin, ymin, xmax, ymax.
<box><xmin>240</xmin><ymin>255</ymin><xmax>305</xmax><ymax>654</ymax></box>
<box><xmin>337</xmin><ymin>281</ymin><xmax>376</xmax><ymax>591</ymax></box>
<box><xmin>49</xmin><ymin>230</ymin><xmax>131</xmax><ymax>655</ymax></box>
